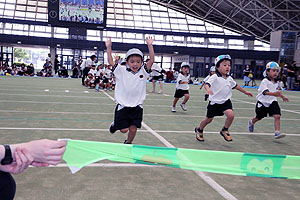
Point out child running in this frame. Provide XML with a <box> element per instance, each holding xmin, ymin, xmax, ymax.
<box><xmin>195</xmin><ymin>55</ymin><xmax>253</xmax><ymax>142</ymax></box>
<box><xmin>248</xmin><ymin>62</ymin><xmax>289</xmax><ymax>139</ymax></box>
<box><xmin>172</xmin><ymin>62</ymin><xmax>190</xmax><ymax>112</ymax></box>
<box><xmin>106</xmin><ymin>37</ymin><xmax>154</xmax><ymax>144</ymax></box>
<box><xmin>200</xmin><ymin>66</ymin><xmax>216</xmax><ymax>101</ymax></box>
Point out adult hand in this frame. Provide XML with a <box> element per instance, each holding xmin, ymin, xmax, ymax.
<box><xmin>0</xmin><ymin>148</ymin><xmax>33</xmax><ymax>174</ymax></box>
<box><xmin>23</xmin><ymin>139</ymin><xmax>66</xmax><ymax>166</ymax></box>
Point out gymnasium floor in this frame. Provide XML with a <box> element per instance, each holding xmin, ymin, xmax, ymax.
<box><xmin>0</xmin><ymin>76</ymin><xmax>299</xmax><ymax>200</ymax></box>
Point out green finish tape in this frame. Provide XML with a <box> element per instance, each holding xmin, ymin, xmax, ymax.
<box><xmin>63</xmin><ymin>140</ymin><xmax>300</xmax><ymax>179</ymax></box>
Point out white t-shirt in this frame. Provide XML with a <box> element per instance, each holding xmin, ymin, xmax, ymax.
<box><xmin>256</xmin><ymin>78</ymin><xmax>278</xmax><ymax>107</ymax></box>
<box><xmin>203</xmin><ymin>75</ymin><xmax>211</xmax><ymax>82</ymax></box>
<box><xmin>176</xmin><ymin>73</ymin><xmax>190</xmax><ymax>90</ymax></box>
<box><xmin>96</xmin><ymin>68</ymin><xmax>104</xmax><ymax>77</ymax></box>
<box><xmin>81</xmin><ymin>58</ymin><xmax>94</xmax><ymax>70</ymax></box>
<box><xmin>88</xmin><ymin>69</ymin><xmax>97</xmax><ymax>76</ymax></box>
<box><xmin>205</xmin><ymin>74</ymin><xmax>237</xmax><ymax>104</ymax></box>
<box><xmin>113</xmin><ymin>64</ymin><xmax>151</xmax><ymax>107</ymax></box>
<box><xmin>104</xmin><ymin>68</ymin><xmax>112</xmax><ymax>79</ymax></box>
<box><xmin>151</xmin><ymin>64</ymin><xmax>162</xmax><ymax>77</ymax></box>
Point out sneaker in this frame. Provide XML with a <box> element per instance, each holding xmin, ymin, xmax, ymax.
<box><xmin>180</xmin><ymin>103</ymin><xmax>187</xmax><ymax>111</ymax></box>
<box><xmin>248</xmin><ymin>120</ymin><xmax>254</xmax><ymax>132</ymax></box>
<box><xmin>124</xmin><ymin>140</ymin><xmax>132</xmax><ymax>144</ymax></box>
<box><xmin>195</xmin><ymin>127</ymin><xmax>204</xmax><ymax>142</ymax></box>
<box><xmin>158</xmin><ymin>90</ymin><xmax>162</xmax><ymax>94</ymax></box>
<box><xmin>220</xmin><ymin>130</ymin><xmax>232</xmax><ymax>142</ymax></box>
<box><xmin>171</xmin><ymin>106</ymin><xmax>176</xmax><ymax>112</ymax></box>
<box><xmin>274</xmin><ymin>132</ymin><xmax>286</xmax><ymax>139</ymax></box>
<box><xmin>109</xmin><ymin>122</ymin><xmax>117</xmax><ymax>134</ymax></box>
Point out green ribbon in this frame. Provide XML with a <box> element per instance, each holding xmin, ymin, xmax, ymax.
<box><xmin>62</xmin><ymin>140</ymin><xmax>300</xmax><ymax>179</ymax></box>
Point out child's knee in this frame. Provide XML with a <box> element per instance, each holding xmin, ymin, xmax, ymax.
<box><xmin>206</xmin><ymin>117</ymin><xmax>213</xmax><ymax>123</ymax></box>
<box><xmin>273</xmin><ymin>114</ymin><xmax>280</xmax><ymax>120</ymax></box>
<box><xmin>225</xmin><ymin>110</ymin><xmax>235</xmax><ymax>119</ymax></box>
<box><xmin>120</xmin><ymin>128</ymin><xmax>129</xmax><ymax>133</ymax></box>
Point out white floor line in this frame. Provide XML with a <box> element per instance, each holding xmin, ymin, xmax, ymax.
<box><xmin>0</xmin><ymin>109</ymin><xmax>299</xmax><ymax>121</ymax></box>
<box><xmin>233</xmin><ymin>98</ymin><xmax>300</xmax><ymax>115</ymax></box>
<box><xmin>0</xmin><ymin>88</ymin><xmax>89</xmax><ymax>94</ymax></box>
<box><xmin>0</xmin><ymin>100</ymin><xmax>115</xmax><ymax>106</ymax></box>
<box><xmin>103</xmin><ymin>91</ymin><xmax>237</xmax><ymax>200</ymax></box>
<box><xmin>0</xmin><ymin>99</ymin><xmax>260</xmax><ymax>110</ymax></box>
<box><xmin>1</xmin><ymin>127</ymin><xmax>299</xmax><ymax>136</ymax></box>
<box><xmin>0</xmin><ymin>92</ymin><xmax>107</xmax><ymax>99</ymax></box>
<box><xmin>47</xmin><ymin>163</ymin><xmax>161</xmax><ymax>168</ymax></box>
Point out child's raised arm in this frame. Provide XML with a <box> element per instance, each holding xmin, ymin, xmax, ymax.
<box><xmin>236</xmin><ymin>85</ymin><xmax>253</xmax><ymax>97</ymax></box>
<box><xmin>105</xmin><ymin>37</ymin><xmax>114</xmax><ymax>67</ymax></box>
<box><xmin>145</xmin><ymin>36</ymin><xmax>154</xmax><ymax>70</ymax></box>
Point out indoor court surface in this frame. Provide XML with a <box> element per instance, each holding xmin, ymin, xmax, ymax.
<box><xmin>0</xmin><ymin>76</ymin><xmax>299</xmax><ymax>200</ymax></box>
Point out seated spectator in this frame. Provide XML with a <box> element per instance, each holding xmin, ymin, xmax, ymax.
<box><xmin>24</xmin><ymin>63</ymin><xmax>35</xmax><ymax>76</ymax></box>
<box><xmin>85</xmin><ymin>72</ymin><xmax>95</xmax><ymax>88</ymax></box>
<box><xmin>11</xmin><ymin>64</ymin><xmax>18</xmax><ymax>76</ymax></box>
<box><xmin>193</xmin><ymin>75</ymin><xmax>199</xmax><ymax>85</ymax></box>
<box><xmin>45</xmin><ymin>66</ymin><xmax>53</xmax><ymax>77</ymax></box>
<box><xmin>165</xmin><ymin>67</ymin><xmax>174</xmax><ymax>83</ymax></box>
<box><xmin>58</xmin><ymin>66</ymin><xmax>69</xmax><ymax>78</ymax></box>
<box><xmin>17</xmin><ymin>63</ymin><xmax>26</xmax><ymax>76</ymax></box>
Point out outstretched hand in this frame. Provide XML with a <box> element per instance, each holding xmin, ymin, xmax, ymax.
<box><xmin>245</xmin><ymin>91</ymin><xmax>253</xmax><ymax>97</ymax></box>
<box><xmin>282</xmin><ymin>96</ymin><xmax>289</xmax><ymax>102</ymax></box>
<box><xmin>24</xmin><ymin>139</ymin><xmax>66</xmax><ymax>166</ymax></box>
<box><xmin>146</xmin><ymin>36</ymin><xmax>154</xmax><ymax>45</ymax></box>
<box><xmin>106</xmin><ymin>37</ymin><xmax>112</xmax><ymax>48</ymax></box>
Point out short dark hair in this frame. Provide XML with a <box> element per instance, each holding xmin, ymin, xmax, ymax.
<box><xmin>90</xmin><ymin>55</ymin><xmax>96</xmax><ymax>60</ymax></box>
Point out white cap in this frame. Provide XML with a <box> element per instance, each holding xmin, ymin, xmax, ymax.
<box><xmin>151</xmin><ymin>63</ymin><xmax>159</xmax><ymax>69</ymax></box>
<box><xmin>215</xmin><ymin>54</ymin><xmax>231</xmax><ymax>67</ymax></box>
<box><xmin>125</xmin><ymin>48</ymin><xmax>143</xmax><ymax>61</ymax></box>
<box><xmin>181</xmin><ymin>62</ymin><xmax>190</xmax><ymax>68</ymax></box>
<box><xmin>263</xmin><ymin>61</ymin><xmax>280</xmax><ymax>77</ymax></box>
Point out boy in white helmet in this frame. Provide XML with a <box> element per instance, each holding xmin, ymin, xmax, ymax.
<box><xmin>106</xmin><ymin>37</ymin><xmax>154</xmax><ymax>144</ymax></box>
<box><xmin>248</xmin><ymin>61</ymin><xmax>289</xmax><ymax>139</ymax></box>
<box><xmin>195</xmin><ymin>55</ymin><xmax>253</xmax><ymax>142</ymax></box>
<box><xmin>172</xmin><ymin>62</ymin><xmax>190</xmax><ymax>112</ymax></box>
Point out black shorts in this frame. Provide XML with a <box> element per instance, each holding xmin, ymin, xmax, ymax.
<box><xmin>174</xmin><ymin>89</ymin><xmax>189</xmax><ymax>98</ymax></box>
<box><xmin>114</xmin><ymin>105</ymin><xmax>143</xmax><ymax>130</ymax></box>
<box><xmin>95</xmin><ymin>77</ymin><xmax>101</xmax><ymax>84</ymax></box>
<box><xmin>152</xmin><ymin>75</ymin><xmax>163</xmax><ymax>81</ymax></box>
<box><xmin>0</xmin><ymin>171</ymin><xmax>16</xmax><ymax>200</ymax></box>
<box><xmin>206</xmin><ymin>99</ymin><xmax>233</xmax><ymax>118</ymax></box>
<box><xmin>103</xmin><ymin>77</ymin><xmax>109</xmax><ymax>83</ymax></box>
<box><xmin>255</xmin><ymin>101</ymin><xmax>281</xmax><ymax>120</ymax></box>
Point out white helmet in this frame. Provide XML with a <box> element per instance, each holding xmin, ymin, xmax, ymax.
<box><xmin>210</xmin><ymin>66</ymin><xmax>216</xmax><ymax>72</ymax></box>
<box><xmin>263</xmin><ymin>61</ymin><xmax>280</xmax><ymax>77</ymax></box>
<box><xmin>181</xmin><ymin>62</ymin><xmax>190</xmax><ymax>68</ymax></box>
<box><xmin>125</xmin><ymin>48</ymin><xmax>143</xmax><ymax>61</ymax></box>
<box><xmin>215</xmin><ymin>54</ymin><xmax>231</xmax><ymax>67</ymax></box>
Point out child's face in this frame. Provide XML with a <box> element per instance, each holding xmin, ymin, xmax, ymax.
<box><xmin>181</xmin><ymin>66</ymin><xmax>189</xmax><ymax>74</ymax></box>
<box><xmin>218</xmin><ymin>60</ymin><xmax>231</xmax><ymax>76</ymax></box>
<box><xmin>127</xmin><ymin>55</ymin><xmax>143</xmax><ymax>72</ymax></box>
<box><xmin>267</xmin><ymin>68</ymin><xmax>279</xmax><ymax>79</ymax></box>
